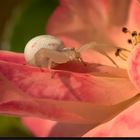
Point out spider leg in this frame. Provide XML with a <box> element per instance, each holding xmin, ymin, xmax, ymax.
<box><xmin>48</xmin><ymin>59</ymin><xmax>55</xmax><ymax>78</ymax></box>
<box><xmin>39</xmin><ymin>67</ymin><xmax>45</xmax><ymax>72</ymax></box>
<box><xmin>78</xmin><ymin>57</ymin><xmax>87</xmax><ymax>66</ymax></box>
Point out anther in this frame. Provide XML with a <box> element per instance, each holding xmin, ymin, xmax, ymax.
<box><xmin>115</xmin><ymin>49</ymin><xmax>121</xmax><ymax>56</ymax></box>
<box><xmin>115</xmin><ymin>48</ymin><xmax>128</xmax><ymax>61</ymax></box>
<box><xmin>132</xmin><ymin>31</ymin><xmax>137</xmax><ymax>36</ymax></box>
<box><xmin>122</xmin><ymin>27</ymin><xmax>128</xmax><ymax>33</ymax></box>
<box><xmin>128</xmin><ymin>39</ymin><xmax>132</xmax><ymax>44</ymax></box>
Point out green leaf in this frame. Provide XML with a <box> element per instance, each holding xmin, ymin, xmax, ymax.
<box><xmin>0</xmin><ymin>115</ymin><xmax>32</xmax><ymax>137</ymax></box>
<box><xmin>9</xmin><ymin>0</ymin><xmax>59</xmax><ymax>52</ymax></box>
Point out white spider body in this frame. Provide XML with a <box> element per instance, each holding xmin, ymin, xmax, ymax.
<box><xmin>24</xmin><ymin>35</ymin><xmax>84</xmax><ymax>69</ymax></box>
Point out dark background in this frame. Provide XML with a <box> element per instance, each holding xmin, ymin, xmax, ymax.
<box><xmin>0</xmin><ymin>0</ymin><xmax>58</xmax><ymax>136</ymax></box>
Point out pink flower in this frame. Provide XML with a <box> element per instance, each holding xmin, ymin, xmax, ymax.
<box><xmin>1</xmin><ymin>0</ymin><xmax>140</xmax><ymax>137</ymax></box>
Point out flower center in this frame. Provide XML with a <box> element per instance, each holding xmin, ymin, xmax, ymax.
<box><xmin>115</xmin><ymin>27</ymin><xmax>140</xmax><ymax>62</ymax></box>
<box><xmin>79</xmin><ymin>27</ymin><xmax>140</xmax><ymax>69</ymax></box>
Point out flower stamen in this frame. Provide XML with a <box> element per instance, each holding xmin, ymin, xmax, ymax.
<box><xmin>115</xmin><ymin>48</ymin><xmax>130</xmax><ymax>61</ymax></box>
<box><xmin>115</xmin><ymin>27</ymin><xmax>140</xmax><ymax>61</ymax></box>
<box><xmin>115</xmin><ymin>49</ymin><xmax>127</xmax><ymax>61</ymax></box>
<box><xmin>122</xmin><ymin>27</ymin><xmax>140</xmax><ymax>47</ymax></box>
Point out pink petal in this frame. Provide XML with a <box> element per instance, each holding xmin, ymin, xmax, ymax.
<box><xmin>0</xmin><ymin>66</ymin><xmax>140</xmax><ymax>136</ymax></box>
<box><xmin>0</xmin><ymin>51</ymin><xmax>24</xmax><ymax>64</ymax></box>
<box><xmin>22</xmin><ymin>93</ymin><xmax>140</xmax><ymax>137</ymax></box>
<box><xmin>22</xmin><ymin>117</ymin><xmax>57</xmax><ymax>137</ymax></box>
<box><xmin>0</xmin><ymin>51</ymin><xmax>137</xmax><ymax>105</ymax></box>
<box><xmin>128</xmin><ymin>44</ymin><xmax>140</xmax><ymax>90</ymax></box>
<box><xmin>107</xmin><ymin>0</ymin><xmax>131</xmax><ymax>26</ymax></box>
<box><xmin>23</xmin><ymin>94</ymin><xmax>140</xmax><ymax>137</ymax></box>
<box><xmin>128</xmin><ymin>0</ymin><xmax>140</xmax><ymax>29</ymax></box>
<box><xmin>47</xmin><ymin>0</ymin><xmax>111</xmax><ymax>45</ymax></box>
<box><xmin>46</xmin><ymin>0</ymin><xmax>135</xmax><ymax>46</ymax></box>
<box><xmin>83</xmin><ymin>96</ymin><xmax>140</xmax><ymax>137</ymax></box>
<box><xmin>0</xmin><ymin>51</ymin><xmax>139</xmax><ymax>125</ymax></box>
<box><xmin>22</xmin><ymin>117</ymin><xmax>94</xmax><ymax>137</ymax></box>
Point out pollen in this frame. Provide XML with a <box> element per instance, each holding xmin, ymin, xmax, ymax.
<box><xmin>131</xmin><ymin>31</ymin><xmax>137</xmax><ymax>36</ymax></box>
<box><xmin>128</xmin><ymin>39</ymin><xmax>132</xmax><ymax>44</ymax></box>
<box><xmin>122</xmin><ymin>27</ymin><xmax>128</xmax><ymax>33</ymax></box>
<box><xmin>121</xmin><ymin>27</ymin><xmax>140</xmax><ymax>47</ymax></box>
<box><xmin>114</xmin><ymin>27</ymin><xmax>140</xmax><ymax>62</ymax></box>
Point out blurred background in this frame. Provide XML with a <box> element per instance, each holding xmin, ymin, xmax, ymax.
<box><xmin>0</xmin><ymin>0</ymin><xmax>58</xmax><ymax>136</ymax></box>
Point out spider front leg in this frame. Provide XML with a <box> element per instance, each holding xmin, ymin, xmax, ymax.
<box><xmin>78</xmin><ymin>57</ymin><xmax>87</xmax><ymax>66</ymax></box>
<box><xmin>47</xmin><ymin>59</ymin><xmax>55</xmax><ymax>78</ymax></box>
<box><xmin>39</xmin><ymin>67</ymin><xmax>45</xmax><ymax>72</ymax></box>
<box><xmin>74</xmin><ymin>50</ymin><xmax>87</xmax><ymax>66</ymax></box>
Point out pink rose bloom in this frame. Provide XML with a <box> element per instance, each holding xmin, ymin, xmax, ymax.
<box><xmin>1</xmin><ymin>0</ymin><xmax>140</xmax><ymax>137</ymax></box>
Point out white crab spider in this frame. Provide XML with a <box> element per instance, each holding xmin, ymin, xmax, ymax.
<box><xmin>25</xmin><ymin>33</ymin><xmax>133</xmax><ymax>74</ymax></box>
<box><xmin>24</xmin><ymin>35</ymin><xmax>86</xmax><ymax>72</ymax></box>
<box><xmin>24</xmin><ymin>34</ymin><xmax>124</xmax><ymax>74</ymax></box>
